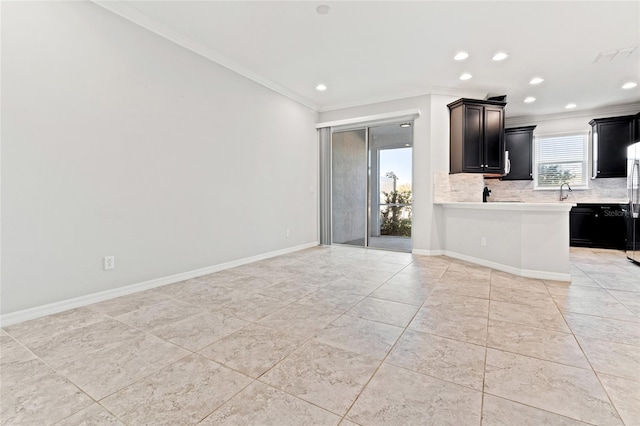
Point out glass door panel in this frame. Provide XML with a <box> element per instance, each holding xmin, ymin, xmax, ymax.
<box><xmin>331</xmin><ymin>129</ymin><xmax>367</xmax><ymax>246</ymax></box>
<box><xmin>368</xmin><ymin>124</ymin><xmax>413</xmax><ymax>252</ymax></box>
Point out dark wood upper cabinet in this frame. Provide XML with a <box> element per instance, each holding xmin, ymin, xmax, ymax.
<box><xmin>448</xmin><ymin>98</ymin><xmax>506</xmax><ymax>174</ymax></box>
<box><xmin>590</xmin><ymin>115</ymin><xmax>636</xmax><ymax>178</ymax></box>
<box><xmin>502</xmin><ymin>125</ymin><xmax>536</xmax><ymax>181</ymax></box>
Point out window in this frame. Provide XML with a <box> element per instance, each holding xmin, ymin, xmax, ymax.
<box><xmin>534</xmin><ymin>132</ymin><xmax>588</xmax><ymax>189</ymax></box>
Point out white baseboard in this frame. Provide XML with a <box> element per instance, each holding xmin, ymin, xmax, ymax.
<box><xmin>442</xmin><ymin>251</ymin><xmax>571</xmax><ymax>282</ymax></box>
<box><xmin>0</xmin><ymin>242</ymin><xmax>319</xmax><ymax>327</ymax></box>
<box><xmin>411</xmin><ymin>249</ymin><xmax>445</xmax><ymax>256</ymax></box>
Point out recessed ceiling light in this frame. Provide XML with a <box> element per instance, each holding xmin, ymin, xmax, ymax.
<box><xmin>459</xmin><ymin>73</ymin><xmax>472</xmax><ymax>80</ymax></box>
<box><xmin>316</xmin><ymin>83</ymin><xmax>327</xmax><ymax>91</ymax></box>
<box><xmin>315</xmin><ymin>5</ymin><xmax>330</xmax><ymax>15</ymax></box>
<box><xmin>492</xmin><ymin>52</ymin><xmax>508</xmax><ymax>61</ymax></box>
<box><xmin>524</xmin><ymin>97</ymin><xmax>536</xmax><ymax>103</ymax></box>
<box><xmin>529</xmin><ymin>77</ymin><xmax>544</xmax><ymax>85</ymax></box>
<box><xmin>454</xmin><ymin>52</ymin><xmax>469</xmax><ymax>61</ymax></box>
<box><xmin>566</xmin><ymin>103</ymin><xmax>577</xmax><ymax>109</ymax></box>
<box><xmin>622</xmin><ymin>81</ymin><xmax>638</xmax><ymax>89</ymax></box>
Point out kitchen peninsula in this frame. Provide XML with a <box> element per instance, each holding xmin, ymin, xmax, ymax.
<box><xmin>434</xmin><ymin>202</ymin><xmax>575</xmax><ymax>281</ymax></box>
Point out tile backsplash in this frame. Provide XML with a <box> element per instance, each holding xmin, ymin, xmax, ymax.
<box><xmin>433</xmin><ymin>172</ymin><xmax>484</xmax><ymax>202</ymax></box>
<box><xmin>434</xmin><ymin>172</ymin><xmax>628</xmax><ymax>204</ymax></box>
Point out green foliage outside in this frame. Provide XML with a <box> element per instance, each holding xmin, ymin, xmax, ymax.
<box><xmin>537</xmin><ymin>164</ymin><xmax>576</xmax><ymax>186</ymax></box>
<box><xmin>380</xmin><ymin>189</ymin><xmax>412</xmax><ymax>237</ymax></box>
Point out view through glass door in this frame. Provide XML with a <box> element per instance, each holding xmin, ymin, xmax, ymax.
<box><xmin>330</xmin><ymin>123</ymin><xmax>413</xmax><ymax>251</ymax></box>
<box><xmin>368</xmin><ymin>124</ymin><xmax>413</xmax><ymax>251</ymax></box>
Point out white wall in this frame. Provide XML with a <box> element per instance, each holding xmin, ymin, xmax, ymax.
<box><xmin>1</xmin><ymin>1</ymin><xmax>319</xmax><ymax>315</ymax></box>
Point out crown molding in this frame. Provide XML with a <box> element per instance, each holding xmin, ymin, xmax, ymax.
<box><xmin>506</xmin><ymin>102</ymin><xmax>640</xmax><ymax>127</ymax></box>
<box><xmin>91</xmin><ymin>0</ymin><xmax>319</xmax><ymax>111</ymax></box>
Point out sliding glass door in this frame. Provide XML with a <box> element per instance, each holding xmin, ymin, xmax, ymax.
<box><xmin>330</xmin><ymin>123</ymin><xmax>413</xmax><ymax>252</ymax></box>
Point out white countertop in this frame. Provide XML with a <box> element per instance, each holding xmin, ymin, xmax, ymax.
<box><xmin>435</xmin><ymin>202</ymin><xmax>576</xmax><ymax>212</ymax></box>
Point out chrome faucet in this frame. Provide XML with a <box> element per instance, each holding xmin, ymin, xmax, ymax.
<box><xmin>559</xmin><ymin>182</ymin><xmax>572</xmax><ymax>201</ymax></box>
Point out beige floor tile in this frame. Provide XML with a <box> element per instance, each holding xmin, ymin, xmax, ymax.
<box><xmin>564</xmin><ymin>312</ymin><xmax>640</xmax><ymax>346</ymax></box>
<box><xmin>391</xmin><ymin>266</ymin><xmax>447</xmax><ymax>283</ymax></box>
<box><xmin>423</xmin><ymin>293</ymin><xmax>489</xmax><ymax>318</ymax></box>
<box><xmin>487</xmin><ymin>319</ymin><xmax>590</xmax><ymax>368</ymax></box>
<box><xmin>346</xmin><ymin>297</ymin><xmax>419</xmax><ymax>327</ymax></box>
<box><xmin>1</xmin><ymin>346</ymin><xmax>93</xmax><ymax>426</ymax></box>
<box><xmin>0</xmin><ymin>332</ymin><xmax>22</xmax><ymax>358</ymax></box>
<box><xmin>314</xmin><ymin>315</ymin><xmax>403</xmax><ymax>359</ymax></box>
<box><xmin>484</xmin><ymin>349</ymin><xmax>622</xmax><ymax>425</ymax></box>
<box><xmin>320</xmin><ymin>277</ymin><xmax>385</xmax><ymax>296</ymax></box>
<box><xmin>491</xmin><ymin>274</ymin><xmax>550</xmax><ymax>293</ymax></box>
<box><xmin>554</xmin><ymin>295</ymin><xmax>639</xmax><ymax>321</ymax></box>
<box><xmin>151</xmin><ymin>310</ymin><xmax>248</xmax><ymax>351</ymax></box>
<box><xmin>219</xmin><ymin>293</ymin><xmax>290</xmax><ymax>322</ymax></box>
<box><xmin>346</xmin><ymin>363</ymin><xmax>482</xmax><ymax>425</ymax></box>
<box><xmin>114</xmin><ymin>299</ymin><xmax>205</xmax><ymax>332</ymax></box>
<box><xmin>546</xmin><ymin>284</ymin><xmax>617</xmax><ymax>300</ymax></box>
<box><xmin>21</xmin><ymin>318</ymin><xmax>142</xmax><ymax>370</ymax></box>
<box><xmin>577</xmin><ymin>336</ymin><xmax>640</xmax><ymax>381</ymax></box>
<box><xmin>598</xmin><ymin>373</ymin><xmax>640</xmax><ymax>426</ymax></box>
<box><xmin>430</xmin><ymin>280</ymin><xmax>491</xmax><ymax>299</ymax></box>
<box><xmin>256</xmin><ymin>280</ymin><xmax>322</xmax><ymax>301</ymax></box>
<box><xmin>297</xmin><ymin>287</ymin><xmax>367</xmax><ymax>312</ymax></box>
<box><xmin>489</xmin><ymin>300</ymin><xmax>570</xmax><ymax>332</ymax></box>
<box><xmin>199</xmin><ymin>323</ymin><xmax>307</xmax><ymax>378</ymax></box>
<box><xmin>4</xmin><ymin>246</ymin><xmax>638</xmax><ymax>425</ymax></box>
<box><xmin>3</xmin><ymin>307</ymin><xmax>106</xmax><ymax>350</ymax></box>
<box><xmin>55</xmin><ymin>403</ymin><xmax>124</xmax><ymax>425</ymax></box>
<box><xmin>101</xmin><ymin>354</ymin><xmax>252</xmax><ymax>425</ymax></box>
<box><xmin>368</xmin><ymin>282</ymin><xmax>430</xmax><ymax>305</ymax></box>
<box><xmin>490</xmin><ymin>286</ymin><xmax>557</xmax><ymax>309</ymax></box>
<box><xmin>481</xmin><ymin>394</ymin><xmax>590</xmax><ymax>426</ymax></box>
<box><xmin>53</xmin><ymin>327</ymin><xmax>190</xmax><ymax>399</ymax></box>
<box><xmin>607</xmin><ymin>289</ymin><xmax>640</xmax><ymax>316</ymax></box>
<box><xmin>88</xmin><ymin>289</ymin><xmax>171</xmax><ymax>317</ymax></box>
<box><xmin>589</xmin><ymin>272</ymin><xmax>640</xmax><ymax>292</ymax></box>
<box><xmin>386</xmin><ymin>329</ymin><xmax>485</xmax><ymax>390</ymax></box>
<box><xmin>258</xmin><ymin>303</ymin><xmax>342</xmax><ymax>335</ymax></box>
<box><xmin>260</xmin><ymin>341</ymin><xmax>379</xmax><ymax>415</ymax></box>
<box><xmin>409</xmin><ymin>307</ymin><xmax>488</xmax><ymax>345</ymax></box>
<box><xmin>201</xmin><ymin>381</ymin><xmax>341</xmax><ymax>425</ymax></box>
<box><xmin>154</xmin><ymin>280</ymin><xmax>246</xmax><ymax>307</ymax></box>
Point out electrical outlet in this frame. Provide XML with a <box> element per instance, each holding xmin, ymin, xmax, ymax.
<box><xmin>286</xmin><ymin>229</ymin><xmax>290</xmax><ymax>238</ymax></box>
<box><xmin>104</xmin><ymin>256</ymin><xmax>115</xmax><ymax>270</ymax></box>
<box><xmin>481</xmin><ymin>237</ymin><xmax>487</xmax><ymax>247</ymax></box>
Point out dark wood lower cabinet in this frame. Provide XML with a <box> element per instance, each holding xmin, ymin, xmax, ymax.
<box><xmin>570</xmin><ymin>204</ymin><xmax>627</xmax><ymax>249</ymax></box>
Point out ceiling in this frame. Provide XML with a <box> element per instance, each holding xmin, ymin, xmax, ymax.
<box><xmin>95</xmin><ymin>1</ymin><xmax>640</xmax><ymax>118</ymax></box>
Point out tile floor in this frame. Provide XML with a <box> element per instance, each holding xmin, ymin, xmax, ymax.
<box><xmin>1</xmin><ymin>246</ymin><xmax>639</xmax><ymax>425</ymax></box>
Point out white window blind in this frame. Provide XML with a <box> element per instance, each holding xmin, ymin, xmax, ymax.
<box><xmin>535</xmin><ymin>132</ymin><xmax>588</xmax><ymax>189</ymax></box>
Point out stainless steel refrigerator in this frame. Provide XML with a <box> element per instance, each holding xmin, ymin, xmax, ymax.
<box><xmin>627</xmin><ymin>141</ymin><xmax>640</xmax><ymax>264</ymax></box>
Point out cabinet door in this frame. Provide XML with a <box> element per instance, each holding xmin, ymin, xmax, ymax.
<box><xmin>503</xmin><ymin>127</ymin><xmax>534</xmax><ymax>180</ymax></box>
<box><xmin>593</xmin><ymin>118</ymin><xmax>634</xmax><ymax>178</ymax></box>
<box><xmin>462</xmin><ymin>104</ymin><xmax>484</xmax><ymax>172</ymax></box>
<box><xmin>570</xmin><ymin>206</ymin><xmax>595</xmax><ymax>246</ymax></box>
<box><xmin>483</xmin><ymin>105</ymin><xmax>505</xmax><ymax>174</ymax></box>
<box><xmin>593</xmin><ymin>206</ymin><xmax>627</xmax><ymax>249</ymax></box>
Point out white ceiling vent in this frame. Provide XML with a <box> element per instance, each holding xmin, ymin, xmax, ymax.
<box><xmin>594</xmin><ymin>47</ymin><xmax>637</xmax><ymax>63</ymax></box>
